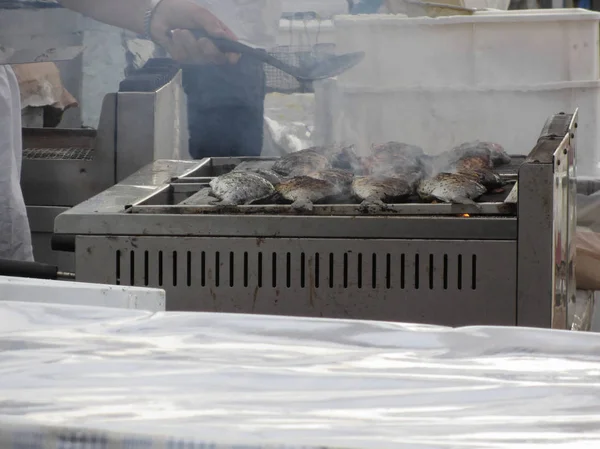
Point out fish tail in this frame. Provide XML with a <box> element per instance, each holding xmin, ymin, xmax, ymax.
<box><xmin>359</xmin><ymin>198</ymin><xmax>388</xmax><ymax>213</ymax></box>
<box><xmin>451</xmin><ymin>196</ymin><xmax>477</xmax><ymax>206</ymax></box>
<box><xmin>291</xmin><ymin>199</ymin><xmax>314</xmax><ymax>212</ymax></box>
<box><xmin>450</xmin><ymin>196</ymin><xmax>484</xmax><ymax>210</ymax></box>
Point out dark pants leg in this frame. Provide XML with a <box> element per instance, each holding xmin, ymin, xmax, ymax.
<box><xmin>182</xmin><ymin>55</ymin><xmax>266</xmax><ymax>159</ymax></box>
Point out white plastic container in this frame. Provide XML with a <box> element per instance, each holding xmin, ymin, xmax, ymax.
<box><xmin>277</xmin><ymin>19</ymin><xmax>336</xmax><ymax>47</ymax></box>
<box><xmin>280</xmin><ymin>0</ymin><xmax>348</xmax><ymax>17</ymax></box>
<box><xmin>0</xmin><ymin>276</ymin><xmax>166</xmax><ymax>312</ymax></box>
<box><xmin>314</xmin><ymin>80</ymin><xmax>600</xmax><ymax>176</ymax></box>
<box><xmin>315</xmin><ymin>9</ymin><xmax>600</xmax><ymax>176</ymax></box>
<box><xmin>333</xmin><ymin>9</ymin><xmax>600</xmax><ymax>88</ymax></box>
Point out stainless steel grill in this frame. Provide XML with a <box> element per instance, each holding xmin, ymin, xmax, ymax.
<box><xmin>54</xmin><ymin>111</ymin><xmax>578</xmax><ymax>329</ymax></box>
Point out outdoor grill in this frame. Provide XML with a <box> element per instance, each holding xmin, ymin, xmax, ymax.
<box><xmin>53</xmin><ymin>111</ymin><xmax>578</xmax><ymax>329</ymax></box>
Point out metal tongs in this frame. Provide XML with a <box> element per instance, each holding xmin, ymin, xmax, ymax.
<box><xmin>173</xmin><ymin>28</ymin><xmax>365</xmax><ymax>82</ymax></box>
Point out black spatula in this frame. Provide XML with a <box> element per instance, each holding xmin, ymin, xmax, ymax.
<box><xmin>170</xmin><ymin>28</ymin><xmax>365</xmax><ymax>82</ymax></box>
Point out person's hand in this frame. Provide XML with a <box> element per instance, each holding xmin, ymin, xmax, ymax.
<box><xmin>149</xmin><ymin>0</ymin><xmax>241</xmax><ymax>65</ymax></box>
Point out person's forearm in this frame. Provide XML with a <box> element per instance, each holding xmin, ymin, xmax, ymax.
<box><xmin>59</xmin><ymin>0</ymin><xmax>152</xmax><ymax>35</ymax></box>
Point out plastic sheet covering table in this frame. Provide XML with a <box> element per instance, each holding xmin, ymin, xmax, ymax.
<box><xmin>1</xmin><ymin>301</ymin><xmax>600</xmax><ymax>449</ymax></box>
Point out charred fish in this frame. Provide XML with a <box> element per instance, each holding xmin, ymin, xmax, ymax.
<box><xmin>417</xmin><ymin>172</ymin><xmax>487</xmax><ymax>206</ymax></box>
<box><xmin>310</xmin><ymin>143</ymin><xmax>365</xmax><ymax>173</ymax></box>
<box><xmin>308</xmin><ymin>168</ymin><xmax>354</xmax><ymax>193</ymax></box>
<box><xmin>366</xmin><ymin>142</ymin><xmax>429</xmax><ymax>188</ymax></box>
<box><xmin>276</xmin><ymin>176</ymin><xmax>339</xmax><ymax>212</ymax></box>
<box><xmin>272</xmin><ymin>149</ymin><xmax>331</xmax><ymax>177</ymax></box>
<box><xmin>352</xmin><ymin>176</ymin><xmax>412</xmax><ymax>210</ymax></box>
<box><xmin>461</xmin><ymin>168</ymin><xmax>505</xmax><ymax>190</ymax></box>
<box><xmin>209</xmin><ymin>172</ymin><xmax>275</xmax><ymax>206</ymax></box>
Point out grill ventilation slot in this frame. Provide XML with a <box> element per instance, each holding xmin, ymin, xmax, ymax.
<box><xmin>114</xmin><ymin>249</ymin><xmax>479</xmax><ymax>291</ymax></box>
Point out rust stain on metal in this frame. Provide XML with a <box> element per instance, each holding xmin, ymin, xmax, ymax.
<box><xmin>252</xmin><ymin>285</ymin><xmax>259</xmax><ymax>312</ymax></box>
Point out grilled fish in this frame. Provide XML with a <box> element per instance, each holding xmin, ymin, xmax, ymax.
<box><xmin>276</xmin><ymin>176</ymin><xmax>339</xmax><ymax>212</ymax></box>
<box><xmin>435</xmin><ymin>151</ymin><xmax>492</xmax><ymax>175</ymax></box>
<box><xmin>437</xmin><ymin>140</ymin><xmax>511</xmax><ymax>172</ymax></box>
<box><xmin>232</xmin><ymin>163</ymin><xmax>283</xmax><ymax>185</ymax></box>
<box><xmin>442</xmin><ymin>152</ymin><xmax>505</xmax><ymax>190</ymax></box>
<box><xmin>250</xmin><ymin>168</ymin><xmax>283</xmax><ymax>186</ymax></box>
<box><xmin>272</xmin><ymin>149</ymin><xmax>331</xmax><ymax>177</ymax></box>
<box><xmin>209</xmin><ymin>172</ymin><xmax>275</xmax><ymax>205</ymax></box>
<box><xmin>366</xmin><ymin>142</ymin><xmax>429</xmax><ymax>188</ymax></box>
<box><xmin>453</xmin><ymin>155</ymin><xmax>492</xmax><ymax>172</ymax></box>
<box><xmin>310</xmin><ymin>143</ymin><xmax>365</xmax><ymax>173</ymax></box>
<box><xmin>352</xmin><ymin>176</ymin><xmax>412</xmax><ymax>209</ymax></box>
<box><xmin>308</xmin><ymin>168</ymin><xmax>354</xmax><ymax>193</ymax></box>
<box><xmin>476</xmin><ymin>141</ymin><xmax>511</xmax><ymax>166</ymax></box>
<box><xmin>417</xmin><ymin>172</ymin><xmax>487</xmax><ymax>206</ymax></box>
<box><xmin>461</xmin><ymin>168</ymin><xmax>505</xmax><ymax>190</ymax></box>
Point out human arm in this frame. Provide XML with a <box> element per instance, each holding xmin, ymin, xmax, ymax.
<box><xmin>58</xmin><ymin>0</ymin><xmax>240</xmax><ymax>64</ymax></box>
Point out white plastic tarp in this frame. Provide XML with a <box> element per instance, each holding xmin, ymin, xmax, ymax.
<box><xmin>1</xmin><ymin>300</ymin><xmax>600</xmax><ymax>449</ymax></box>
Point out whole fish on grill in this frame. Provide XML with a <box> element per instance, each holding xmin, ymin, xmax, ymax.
<box><xmin>461</xmin><ymin>168</ymin><xmax>505</xmax><ymax>190</ymax></box>
<box><xmin>310</xmin><ymin>143</ymin><xmax>366</xmax><ymax>173</ymax></box>
<box><xmin>453</xmin><ymin>155</ymin><xmax>492</xmax><ymax>172</ymax></box>
<box><xmin>435</xmin><ymin>150</ymin><xmax>492</xmax><ymax>175</ymax></box>
<box><xmin>366</xmin><ymin>142</ymin><xmax>429</xmax><ymax>189</ymax></box>
<box><xmin>476</xmin><ymin>141</ymin><xmax>511</xmax><ymax>166</ymax></box>
<box><xmin>249</xmin><ymin>168</ymin><xmax>284</xmax><ymax>185</ymax></box>
<box><xmin>352</xmin><ymin>176</ymin><xmax>412</xmax><ymax>210</ymax></box>
<box><xmin>276</xmin><ymin>176</ymin><xmax>339</xmax><ymax>212</ymax></box>
<box><xmin>232</xmin><ymin>162</ymin><xmax>283</xmax><ymax>185</ymax></box>
<box><xmin>417</xmin><ymin>172</ymin><xmax>487</xmax><ymax>206</ymax></box>
<box><xmin>444</xmin><ymin>153</ymin><xmax>505</xmax><ymax>191</ymax></box>
<box><xmin>308</xmin><ymin>168</ymin><xmax>354</xmax><ymax>193</ymax></box>
<box><xmin>272</xmin><ymin>149</ymin><xmax>331</xmax><ymax>177</ymax></box>
<box><xmin>209</xmin><ymin>171</ymin><xmax>275</xmax><ymax>206</ymax></box>
<box><xmin>436</xmin><ymin>140</ymin><xmax>511</xmax><ymax>173</ymax></box>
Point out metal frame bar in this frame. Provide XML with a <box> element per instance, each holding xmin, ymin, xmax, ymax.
<box><xmin>516</xmin><ymin>111</ymin><xmax>577</xmax><ymax>329</ymax></box>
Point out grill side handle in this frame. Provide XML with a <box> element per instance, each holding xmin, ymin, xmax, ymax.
<box><xmin>0</xmin><ymin>258</ymin><xmax>58</xmax><ymax>280</ymax></box>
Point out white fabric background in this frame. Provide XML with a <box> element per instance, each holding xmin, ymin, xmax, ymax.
<box><xmin>192</xmin><ymin>0</ymin><xmax>282</xmax><ymax>49</ymax></box>
<box><xmin>0</xmin><ymin>66</ymin><xmax>33</xmax><ymax>262</ymax></box>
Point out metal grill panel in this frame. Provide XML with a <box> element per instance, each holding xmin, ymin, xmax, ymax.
<box><xmin>77</xmin><ymin>236</ymin><xmax>517</xmax><ymax>326</ymax></box>
<box><xmin>23</xmin><ymin>147</ymin><xmax>94</xmax><ymax>161</ymax></box>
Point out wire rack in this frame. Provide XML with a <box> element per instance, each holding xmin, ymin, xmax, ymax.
<box><xmin>265</xmin><ymin>43</ymin><xmax>336</xmax><ymax>94</ymax></box>
<box><xmin>265</xmin><ymin>11</ymin><xmax>335</xmax><ymax>94</ymax></box>
<box><xmin>23</xmin><ymin>147</ymin><xmax>94</xmax><ymax>161</ymax></box>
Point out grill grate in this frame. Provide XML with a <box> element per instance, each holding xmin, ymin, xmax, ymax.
<box><xmin>23</xmin><ymin>147</ymin><xmax>94</xmax><ymax>161</ymax></box>
<box><xmin>115</xmin><ymin>248</ymin><xmax>478</xmax><ymax>291</ymax></box>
